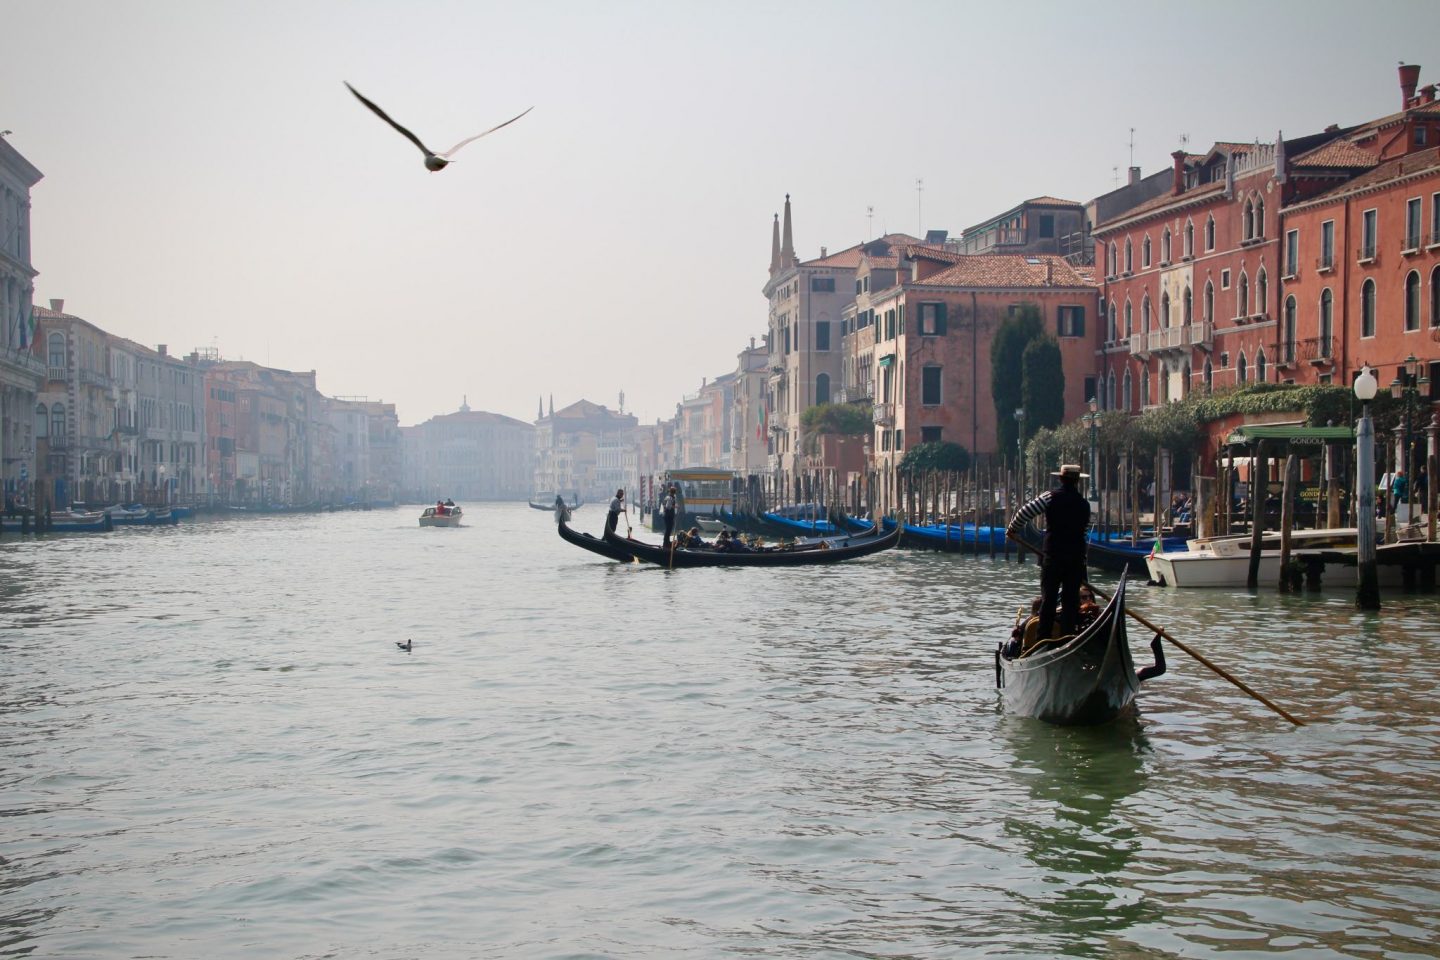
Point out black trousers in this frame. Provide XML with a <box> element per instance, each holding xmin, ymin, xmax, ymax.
<box><xmin>1037</xmin><ymin>557</ymin><xmax>1086</xmax><ymax>640</ymax></box>
<box><xmin>662</xmin><ymin>509</ymin><xmax>676</xmax><ymax>545</ymax></box>
<box><xmin>605</xmin><ymin>509</ymin><xmax>621</xmax><ymax>538</ymax></box>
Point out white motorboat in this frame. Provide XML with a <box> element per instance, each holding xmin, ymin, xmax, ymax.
<box><xmin>419</xmin><ymin>503</ymin><xmax>463</xmax><ymax>527</ymax></box>
<box><xmin>1146</xmin><ymin>527</ymin><xmax>1361</xmax><ymax>587</ymax></box>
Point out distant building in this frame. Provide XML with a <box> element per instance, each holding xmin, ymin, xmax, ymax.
<box><xmin>960</xmin><ymin>196</ymin><xmax>1088</xmax><ymax>261</ymax></box>
<box><xmin>402</xmin><ymin>399</ymin><xmax>532</xmax><ymax>501</ymax></box>
<box><xmin>729</xmin><ymin>338</ymin><xmax>769</xmax><ymax>473</ymax></box>
<box><xmin>1</xmin><ymin>137</ymin><xmax>44</xmax><ymax>504</ymax></box>
<box><xmin>534</xmin><ymin>398</ymin><xmax>638</xmax><ymax>500</ymax></box>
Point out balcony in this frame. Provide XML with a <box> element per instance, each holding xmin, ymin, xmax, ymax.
<box><xmin>80</xmin><ymin>368</ymin><xmax>111</xmax><ymax>388</ymax></box>
<box><xmin>1146</xmin><ymin>326</ymin><xmax>1187</xmax><ymax>354</ymax></box>
<box><xmin>1316</xmin><ymin>254</ymin><xmax>1334</xmax><ymax>272</ymax></box>
<box><xmin>1428</xmin><ymin>228</ymin><xmax>1440</xmax><ymax>249</ymax></box>
<box><xmin>1402</xmin><ymin>234</ymin><xmax>1422</xmax><ymax>255</ymax></box>
<box><xmin>1188</xmin><ymin>321</ymin><xmax>1214</xmax><ymax>350</ymax></box>
<box><xmin>872</xmin><ymin>402</ymin><xmax>894</xmax><ymax>425</ymax></box>
<box><xmin>2</xmin><ymin>351</ymin><xmax>45</xmax><ymax>377</ymax></box>
<box><xmin>1297</xmin><ymin>336</ymin><xmax>1335</xmax><ymax>366</ymax></box>
<box><xmin>1128</xmin><ymin>333</ymin><xmax>1149</xmax><ymax>358</ymax></box>
<box><xmin>47</xmin><ymin>366</ymin><xmax>68</xmax><ymax>382</ymax></box>
<box><xmin>1357</xmin><ymin>243</ymin><xmax>1376</xmax><ymax>263</ymax></box>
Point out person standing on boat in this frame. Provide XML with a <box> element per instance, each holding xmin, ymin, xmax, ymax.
<box><xmin>1006</xmin><ymin>463</ymin><xmax>1091</xmax><ymax>642</ymax></box>
<box><xmin>661</xmin><ymin>485</ymin><xmax>678</xmax><ymax>548</ymax></box>
<box><xmin>605</xmin><ymin>488</ymin><xmax>627</xmax><ymax>539</ymax></box>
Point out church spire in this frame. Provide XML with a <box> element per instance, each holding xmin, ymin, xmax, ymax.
<box><xmin>538</xmin><ymin>395</ymin><xmax>544</xmax><ymax>420</ymax></box>
<box><xmin>780</xmin><ymin>193</ymin><xmax>795</xmax><ymax>267</ymax></box>
<box><xmin>769</xmin><ymin>212</ymin><xmax>781</xmax><ymax>275</ymax></box>
<box><xmin>548</xmin><ymin>394</ymin><xmax>554</xmax><ymax>417</ymax></box>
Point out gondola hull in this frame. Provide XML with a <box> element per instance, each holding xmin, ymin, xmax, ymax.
<box><xmin>997</xmin><ymin>573</ymin><xmax>1140</xmax><ymax>725</ymax></box>
<box><xmin>606</xmin><ymin>523</ymin><xmax>901</xmax><ymax>568</ymax></box>
<box><xmin>557</xmin><ymin>518</ymin><xmax>637</xmax><ymax>562</ymax></box>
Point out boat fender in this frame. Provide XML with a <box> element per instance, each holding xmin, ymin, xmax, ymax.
<box><xmin>1136</xmin><ymin>633</ymin><xmax>1167</xmax><ymax>683</ymax></box>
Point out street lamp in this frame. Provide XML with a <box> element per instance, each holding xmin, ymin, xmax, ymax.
<box><xmin>1354</xmin><ymin>365</ymin><xmax>1380</xmax><ymax>610</ymax></box>
<box><xmin>1388</xmin><ymin>354</ymin><xmax>1428</xmax><ymax>533</ymax></box>
<box><xmin>1014</xmin><ymin>406</ymin><xmax>1026</xmax><ymax>494</ymax></box>
<box><xmin>158</xmin><ymin>464</ymin><xmax>167</xmax><ymax>508</ymax></box>
<box><xmin>1086</xmin><ymin>396</ymin><xmax>1100</xmax><ymax>504</ymax></box>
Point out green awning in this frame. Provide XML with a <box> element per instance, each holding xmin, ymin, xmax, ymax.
<box><xmin>1224</xmin><ymin>425</ymin><xmax>1354</xmax><ymax>447</ymax></box>
<box><xmin>878</xmin><ymin>353</ymin><xmax>895</xmax><ymax>368</ymax></box>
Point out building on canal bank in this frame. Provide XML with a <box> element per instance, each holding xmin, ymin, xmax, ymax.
<box><xmin>401</xmin><ymin>400</ymin><xmax>533</xmax><ymax>502</ymax></box>
<box><xmin>0</xmin><ymin>136</ymin><xmax>44</xmax><ymax>506</ymax></box>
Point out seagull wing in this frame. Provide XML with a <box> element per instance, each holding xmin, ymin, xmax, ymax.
<box><xmin>439</xmin><ymin>106</ymin><xmax>534</xmax><ymax>158</ymax></box>
<box><xmin>345</xmin><ymin>82</ymin><xmax>436</xmax><ymax>158</ymax></box>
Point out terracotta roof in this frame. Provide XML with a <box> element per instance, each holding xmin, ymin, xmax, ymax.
<box><xmin>1291</xmin><ymin>139</ymin><xmax>1379</xmax><ymax>169</ymax></box>
<box><xmin>900</xmin><ymin>244</ymin><xmax>966</xmax><ymax>264</ymax></box>
<box><xmin>910</xmin><ymin>254</ymin><xmax>1094</xmax><ymax>289</ymax></box>
<box><xmin>1094</xmin><ymin>180</ymin><xmax>1226</xmax><ymax>232</ymax></box>
<box><xmin>1293</xmin><ymin>150</ymin><xmax>1440</xmax><ymax>208</ymax></box>
<box><xmin>30</xmin><ymin>304</ymin><xmax>79</xmax><ymax>321</ymax></box>
<box><xmin>1024</xmin><ymin>195</ymin><xmax>1082</xmax><ymax>207</ymax></box>
<box><xmin>801</xmin><ymin>233</ymin><xmax>922</xmax><ymax>269</ymax></box>
<box><xmin>861</xmin><ymin>255</ymin><xmax>899</xmax><ymax>269</ymax></box>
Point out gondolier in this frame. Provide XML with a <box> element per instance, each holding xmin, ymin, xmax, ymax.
<box><xmin>1007</xmin><ymin>463</ymin><xmax>1091</xmax><ymax>642</ymax></box>
<box><xmin>605</xmin><ymin>488</ymin><xmax>627</xmax><ymax>539</ymax></box>
<box><xmin>661</xmin><ymin>485</ymin><xmax>678</xmax><ymax>548</ymax></box>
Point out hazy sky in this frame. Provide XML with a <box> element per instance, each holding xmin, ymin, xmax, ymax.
<box><xmin>5</xmin><ymin>0</ymin><xmax>1436</xmax><ymax>426</ymax></box>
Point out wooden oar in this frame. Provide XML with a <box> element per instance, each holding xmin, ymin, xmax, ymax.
<box><xmin>1010</xmin><ymin>530</ymin><xmax>1305</xmax><ymax>727</ymax></box>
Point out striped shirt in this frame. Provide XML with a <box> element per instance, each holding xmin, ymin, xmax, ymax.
<box><xmin>1006</xmin><ymin>490</ymin><xmax>1095</xmax><ymax>536</ymax></box>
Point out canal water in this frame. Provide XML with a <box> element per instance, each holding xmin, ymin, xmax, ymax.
<box><xmin>2</xmin><ymin>504</ymin><xmax>1438</xmax><ymax>959</ymax></box>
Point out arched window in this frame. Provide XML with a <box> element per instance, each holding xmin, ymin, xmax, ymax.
<box><xmin>1125</xmin><ymin>300</ymin><xmax>1133</xmax><ymax>337</ymax></box>
<box><xmin>1256</xmin><ymin>348</ymin><xmax>1267</xmax><ymax>383</ymax></box>
<box><xmin>1161</xmin><ymin>292</ymin><xmax>1171</xmax><ymax>328</ymax></box>
<box><xmin>1404</xmin><ymin>270</ymin><xmax>1421</xmax><ymax>331</ymax></box>
<box><xmin>1237</xmin><ymin>351</ymin><xmax>1248</xmax><ymax>384</ymax></box>
<box><xmin>1122</xmin><ymin>369</ymin><xmax>1132</xmax><ymax>410</ymax></box>
<box><xmin>1243</xmin><ymin>200</ymin><xmax>1255</xmax><ymax>240</ymax></box>
<box><xmin>50</xmin><ymin>402</ymin><xmax>65</xmax><ymax>438</ymax></box>
<box><xmin>1256</xmin><ymin>198</ymin><xmax>1266</xmax><ymax>237</ymax></box>
<box><xmin>1142</xmin><ymin>236</ymin><xmax>1152</xmax><ymax>267</ymax></box>
<box><xmin>1205</xmin><ymin>216</ymin><xmax>1216</xmax><ymax>250</ymax></box>
<box><xmin>1238</xmin><ymin>272</ymin><xmax>1250</xmax><ymax>317</ymax></box>
<box><xmin>1183</xmin><ymin>362</ymin><xmax>1192</xmax><ymax>398</ymax></box>
<box><xmin>1204</xmin><ymin>281</ymin><xmax>1214</xmax><ymax>323</ymax></box>
<box><xmin>1257</xmin><ymin>268</ymin><xmax>1268</xmax><ymax>316</ymax></box>
<box><xmin>1320</xmin><ymin>289</ymin><xmax>1334</xmax><ymax>355</ymax></box>
<box><xmin>1141</xmin><ymin>368</ymin><xmax>1150</xmax><ymax>406</ymax></box>
<box><xmin>815</xmin><ymin>372</ymin><xmax>830</xmax><ymax>405</ymax></box>
<box><xmin>1106</xmin><ymin>371</ymin><xmax>1116</xmax><ymax>410</ymax></box>
<box><xmin>35</xmin><ymin>403</ymin><xmax>48</xmax><ymax>438</ymax></box>
<box><xmin>1162</xmin><ymin>228</ymin><xmax>1172</xmax><ymax>263</ymax></box>
<box><xmin>1109</xmin><ymin>243</ymin><xmax>1118</xmax><ymax>276</ymax></box>
<box><xmin>1183</xmin><ymin>286</ymin><xmax>1193</xmax><ymax>325</ymax></box>
<box><xmin>1361</xmin><ymin>279</ymin><xmax>1377</xmax><ymax>337</ymax></box>
<box><xmin>1204</xmin><ymin>358</ymin><xmax>1214</xmax><ymax>393</ymax></box>
<box><xmin>1125</xmin><ymin>238</ymin><xmax>1133</xmax><ymax>273</ymax></box>
<box><xmin>1142</xmin><ymin>295</ymin><xmax>1151</xmax><ymax>332</ymax></box>
<box><xmin>1109</xmin><ymin>300</ymin><xmax>1117</xmax><ymax>341</ymax></box>
<box><xmin>1283</xmin><ymin>295</ymin><xmax>1297</xmax><ymax>362</ymax></box>
<box><xmin>1160</xmin><ymin>368</ymin><xmax>1170</xmax><ymax>404</ymax></box>
<box><xmin>47</xmin><ymin>332</ymin><xmax>65</xmax><ymax>371</ymax></box>
<box><xmin>1184</xmin><ymin>220</ymin><xmax>1194</xmax><ymax>256</ymax></box>
<box><xmin>1432</xmin><ymin>266</ymin><xmax>1440</xmax><ymax>328</ymax></box>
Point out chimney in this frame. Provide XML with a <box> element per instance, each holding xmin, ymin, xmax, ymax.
<box><xmin>1170</xmin><ymin>150</ymin><xmax>1188</xmax><ymax>196</ymax></box>
<box><xmin>49</xmin><ymin>298</ymin><xmax>64</xmax><ymax>314</ymax></box>
<box><xmin>819</xmin><ymin>246</ymin><xmax>827</xmax><ymax>258</ymax></box>
<box><xmin>1422</xmin><ymin>84</ymin><xmax>1437</xmax><ymax>104</ymax></box>
<box><xmin>1045</xmin><ymin>259</ymin><xmax>1054</xmax><ymax>284</ymax></box>
<box><xmin>1128</xmin><ymin>166</ymin><xmax>1141</xmax><ymax>186</ymax></box>
<box><xmin>1399</xmin><ymin>63</ymin><xmax>1421</xmax><ymax>108</ymax></box>
<box><xmin>1274</xmin><ymin>130</ymin><xmax>1287</xmax><ymax>184</ymax></box>
<box><xmin>157</xmin><ymin>344</ymin><xmax>167</xmax><ymax>356</ymax></box>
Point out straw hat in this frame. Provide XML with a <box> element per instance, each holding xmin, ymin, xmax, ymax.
<box><xmin>1051</xmin><ymin>464</ymin><xmax>1090</xmax><ymax>479</ymax></box>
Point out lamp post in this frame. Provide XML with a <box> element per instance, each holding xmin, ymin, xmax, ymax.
<box><xmin>1014</xmin><ymin>406</ymin><xmax>1026</xmax><ymax>495</ymax></box>
<box><xmin>1086</xmin><ymin>396</ymin><xmax>1099</xmax><ymax>504</ymax></box>
<box><xmin>1354</xmin><ymin>365</ymin><xmax>1380</xmax><ymax>610</ymax></box>
<box><xmin>158</xmin><ymin>464</ymin><xmax>167</xmax><ymax>508</ymax></box>
<box><xmin>1388</xmin><ymin>354</ymin><xmax>1428</xmax><ymax>535</ymax></box>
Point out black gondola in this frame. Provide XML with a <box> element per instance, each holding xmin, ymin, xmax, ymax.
<box><xmin>557</xmin><ymin>517</ymin><xmax>636</xmax><ymax>562</ymax></box>
<box><xmin>601</xmin><ymin>523</ymin><xmax>901</xmax><ymax>568</ymax></box>
<box><xmin>530</xmin><ymin>493</ymin><xmax>583</xmax><ymax>511</ymax></box>
<box><xmin>995</xmin><ymin>572</ymin><xmax>1164</xmax><ymax>725</ymax></box>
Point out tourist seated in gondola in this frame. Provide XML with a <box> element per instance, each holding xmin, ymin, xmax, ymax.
<box><xmin>679</xmin><ymin>526</ymin><xmax>707</xmax><ymax>548</ymax></box>
<box><xmin>1006</xmin><ymin>597</ymin><xmax>1044</xmax><ymax>658</ymax></box>
<box><xmin>714</xmin><ymin>529</ymin><xmax>734</xmax><ymax>552</ymax></box>
<box><xmin>1077</xmin><ymin>585</ymin><xmax>1100</xmax><ymax>626</ymax></box>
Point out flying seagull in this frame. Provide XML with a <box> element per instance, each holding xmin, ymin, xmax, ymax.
<box><xmin>345</xmin><ymin>82</ymin><xmax>532</xmax><ymax>172</ymax></box>
<box><xmin>396</xmin><ymin>639</ymin><xmax>413</xmax><ymax>652</ymax></box>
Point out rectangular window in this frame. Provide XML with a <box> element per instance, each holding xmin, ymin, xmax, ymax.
<box><xmin>1405</xmin><ymin>198</ymin><xmax>1422</xmax><ymax>250</ymax></box>
<box><xmin>1057</xmin><ymin>305</ymin><xmax>1085</xmax><ymax>337</ymax></box>
<box><xmin>1361</xmin><ymin>208</ymin><xmax>1377</xmax><ymax>259</ymax></box>
<box><xmin>919</xmin><ymin>302</ymin><xmax>946</xmax><ymax>335</ymax></box>
<box><xmin>921</xmin><ymin>426</ymin><xmax>942</xmax><ymax>444</ymax></box>
<box><xmin>1083</xmin><ymin>375</ymin><xmax>1098</xmax><ymax>405</ymax></box>
<box><xmin>1320</xmin><ymin>220</ymin><xmax>1335</xmax><ymax>268</ymax></box>
<box><xmin>810</xmin><ymin>277</ymin><xmax>835</xmax><ymax>293</ymax></box>
<box><xmin>1285</xmin><ymin>229</ymin><xmax>1299</xmax><ymax>276</ymax></box>
<box><xmin>1038</xmin><ymin>214</ymin><xmax>1054</xmax><ymax>238</ymax></box>
<box><xmin>1417</xmin><ymin>126</ymin><xmax>1428</xmax><ymax>146</ymax></box>
<box><xmin>1432</xmin><ymin>194</ymin><xmax>1440</xmax><ymax>245</ymax></box>
<box><xmin>921</xmin><ymin>366</ymin><xmax>942</xmax><ymax>405</ymax></box>
<box><xmin>1221</xmin><ymin>269</ymin><xmax>1231</xmax><ymax>290</ymax></box>
<box><xmin>815</xmin><ymin>322</ymin><xmax>830</xmax><ymax>351</ymax></box>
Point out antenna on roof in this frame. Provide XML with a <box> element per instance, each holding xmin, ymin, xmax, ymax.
<box><xmin>915</xmin><ymin>178</ymin><xmax>924</xmax><ymax>235</ymax></box>
<box><xmin>1112</xmin><ymin>165</ymin><xmax>1119</xmax><ymax>188</ymax></box>
<box><xmin>867</xmin><ymin>205</ymin><xmax>874</xmax><ymax>237</ymax></box>
<box><xmin>1129</xmin><ymin>127</ymin><xmax>1135</xmax><ymax>167</ymax></box>
<box><xmin>1179</xmin><ymin>133</ymin><xmax>1190</xmax><ymax>150</ymax></box>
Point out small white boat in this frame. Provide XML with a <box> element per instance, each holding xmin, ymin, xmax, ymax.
<box><xmin>695</xmin><ymin>517</ymin><xmax>729</xmax><ymax>534</ymax></box>
<box><xmin>419</xmin><ymin>504</ymin><xmax>463</xmax><ymax>527</ymax></box>
<box><xmin>1146</xmin><ymin>527</ymin><xmax>1361</xmax><ymax>587</ymax></box>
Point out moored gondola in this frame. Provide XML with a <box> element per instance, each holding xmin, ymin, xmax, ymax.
<box><xmin>557</xmin><ymin>517</ymin><xmax>637</xmax><ymax>562</ymax></box>
<box><xmin>995</xmin><ymin>571</ymin><xmax>1164</xmax><ymax>725</ymax></box>
<box><xmin>603</xmin><ymin>522</ymin><xmax>901</xmax><ymax>568</ymax></box>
